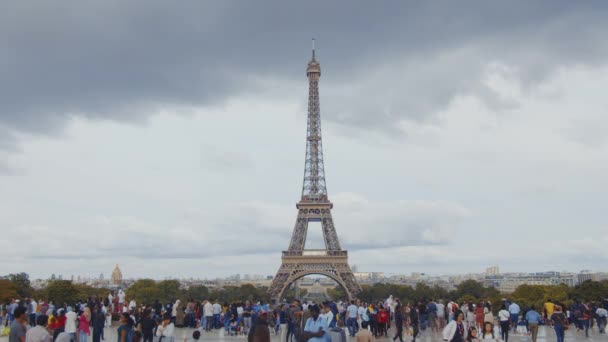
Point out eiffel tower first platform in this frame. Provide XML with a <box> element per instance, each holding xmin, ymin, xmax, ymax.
<box><xmin>268</xmin><ymin>41</ymin><xmax>361</xmax><ymax>302</ymax></box>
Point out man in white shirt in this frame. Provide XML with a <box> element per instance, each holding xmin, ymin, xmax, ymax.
<box><xmin>436</xmin><ymin>300</ymin><xmax>446</xmax><ymax>329</ymax></box>
<box><xmin>128</xmin><ymin>299</ymin><xmax>136</xmax><ymax>314</ymax></box>
<box><xmin>346</xmin><ymin>300</ymin><xmax>359</xmax><ymax>336</ymax></box>
<box><xmin>29</xmin><ymin>299</ymin><xmax>38</xmax><ymax>326</ymax></box>
<box><xmin>26</xmin><ymin>315</ymin><xmax>51</xmax><ymax>342</ymax></box>
<box><xmin>203</xmin><ymin>300</ymin><xmax>213</xmax><ymax>332</ymax></box>
<box><xmin>65</xmin><ymin>307</ymin><xmax>77</xmax><ymax>342</ymax></box>
<box><xmin>596</xmin><ymin>307</ymin><xmax>607</xmax><ymax>334</ymax></box>
<box><xmin>118</xmin><ymin>290</ymin><xmax>126</xmax><ymax>313</ymax></box>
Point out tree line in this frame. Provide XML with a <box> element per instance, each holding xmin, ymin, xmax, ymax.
<box><xmin>2</xmin><ymin>273</ymin><xmax>607</xmax><ymax>311</ymax></box>
<box><xmin>355</xmin><ymin>279</ymin><xmax>608</xmax><ymax>313</ymax></box>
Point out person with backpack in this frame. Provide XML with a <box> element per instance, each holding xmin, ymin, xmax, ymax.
<box><xmin>578</xmin><ymin>301</ymin><xmax>591</xmax><ymax>338</ymax></box>
<box><xmin>117</xmin><ymin>313</ymin><xmax>135</xmax><ymax>342</ymax></box>
<box><xmin>550</xmin><ymin>306</ymin><xmax>567</xmax><ymax>342</ymax></box>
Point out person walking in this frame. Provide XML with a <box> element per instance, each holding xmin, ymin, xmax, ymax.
<box><xmin>507</xmin><ymin>301</ymin><xmax>519</xmax><ymax>334</ymax></box>
<box><xmin>392</xmin><ymin>302</ymin><xmax>404</xmax><ymax>342</ymax></box>
<box><xmin>498</xmin><ymin>304</ymin><xmax>510</xmax><ymax>342</ymax></box>
<box><xmin>524</xmin><ymin>306</ymin><xmax>541</xmax><ymax>342</ymax></box>
<box><xmin>551</xmin><ymin>306</ymin><xmax>567</xmax><ymax>342</ymax></box>
<box><xmin>596</xmin><ymin>305</ymin><xmax>607</xmax><ymax>334</ymax></box>
<box><xmin>347</xmin><ymin>300</ymin><xmax>359</xmax><ymax>337</ymax></box>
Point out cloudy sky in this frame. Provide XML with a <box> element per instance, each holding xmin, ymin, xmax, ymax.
<box><xmin>1</xmin><ymin>1</ymin><xmax>607</xmax><ymax>280</ymax></box>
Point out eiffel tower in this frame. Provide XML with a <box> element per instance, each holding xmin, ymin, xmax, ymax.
<box><xmin>269</xmin><ymin>40</ymin><xmax>361</xmax><ymax>301</ymax></box>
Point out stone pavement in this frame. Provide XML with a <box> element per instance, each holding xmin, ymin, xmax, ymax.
<box><xmin>1</xmin><ymin>324</ymin><xmax>607</xmax><ymax>342</ymax></box>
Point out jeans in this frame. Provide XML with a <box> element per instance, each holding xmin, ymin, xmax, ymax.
<box><xmin>554</xmin><ymin>325</ymin><xmax>564</xmax><ymax>342</ymax></box>
<box><xmin>79</xmin><ymin>331</ymin><xmax>88</xmax><ymax>342</ymax></box>
<box><xmin>598</xmin><ymin>316</ymin><xmax>606</xmax><ymax>333</ymax></box>
<box><xmin>328</xmin><ymin>317</ymin><xmax>336</xmax><ymax>328</ymax></box>
<box><xmin>213</xmin><ymin>314</ymin><xmax>221</xmax><ymax>329</ymax></box>
<box><xmin>510</xmin><ymin>314</ymin><xmax>518</xmax><ymax>332</ymax></box>
<box><xmin>347</xmin><ymin>317</ymin><xmax>358</xmax><ymax>336</ymax></box>
<box><xmin>244</xmin><ymin>317</ymin><xmax>252</xmax><ymax>334</ymax></box>
<box><xmin>580</xmin><ymin>319</ymin><xmax>589</xmax><ymax>337</ymax></box>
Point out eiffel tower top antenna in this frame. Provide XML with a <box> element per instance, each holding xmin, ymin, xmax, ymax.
<box><xmin>302</xmin><ymin>38</ymin><xmax>326</xmax><ymax>202</ymax></box>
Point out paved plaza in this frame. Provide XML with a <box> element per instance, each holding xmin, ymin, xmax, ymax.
<box><xmin>2</xmin><ymin>324</ymin><xmax>606</xmax><ymax>342</ymax></box>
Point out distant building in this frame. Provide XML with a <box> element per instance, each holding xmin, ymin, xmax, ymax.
<box><xmin>486</xmin><ymin>266</ymin><xmax>500</xmax><ymax>275</ymax></box>
<box><xmin>111</xmin><ymin>264</ymin><xmax>123</xmax><ymax>286</ymax></box>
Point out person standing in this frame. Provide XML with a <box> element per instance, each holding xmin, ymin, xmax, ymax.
<box><xmin>25</xmin><ymin>315</ymin><xmax>51</xmax><ymax>342</ymax></box>
<box><xmin>442</xmin><ymin>310</ymin><xmax>465</xmax><ymax>342</ymax></box>
<box><xmin>203</xmin><ymin>300</ymin><xmax>213</xmax><ymax>332</ymax></box>
<box><xmin>78</xmin><ymin>307</ymin><xmax>91</xmax><ymax>342</ymax></box>
<box><xmin>65</xmin><ymin>307</ymin><xmax>78</xmax><ymax>342</ymax></box>
<box><xmin>278</xmin><ymin>305</ymin><xmax>288</xmax><ymax>342</ymax></box>
<box><xmin>302</xmin><ymin>305</ymin><xmax>327</xmax><ymax>342</ymax></box>
<box><xmin>410</xmin><ymin>304</ymin><xmax>420</xmax><ymax>342</ymax></box>
<box><xmin>243</xmin><ymin>301</ymin><xmax>253</xmax><ymax>335</ymax></box>
<box><xmin>347</xmin><ymin>300</ymin><xmax>359</xmax><ymax>337</ymax></box>
<box><xmin>139</xmin><ymin>310</ymin><xmax>156</xmax><ymax>342</ymax></box>
<box><xmin>212</xmin><ymin>300</ymin><xmax>222</xmax><ymax>329</ymax></box>
<box><xmin>92</xmin><ymin>306</ymin><xmax>106</xmax><ymax>342</ymax></box>
<box><xmin>436</xmin><ymin>300</ymin><xmax>446</xmax><ymax>330</ymax></box>
<box><xmin>29</xmin><ymin>299</ymin><xmax>38</xmax><ymax>327</ymax></box>
<box><xmin>355</xmin><ymin>321</ymin><xmax>374</xmax><ymax>342</ymax></box>
<box><xmin>9</xmin><ymin>307</ymin><xmax>27</xmax><ymax>342</ymax></box>
<box><xmin>524</xmin><ymin>306</ymin><xmax>541</xmax><ymax>342</ymax></box>
<box><xmin>117</xmin><ymin>313</ymin><xmax>134</xmax><ymax>342</ymax></box>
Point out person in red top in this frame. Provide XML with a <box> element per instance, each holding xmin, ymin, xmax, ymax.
<box><xmin>77</xmin><ymin>308</ymin><xmax>91</xmax><ymax>342</ymax></box>
<box><xmin>378</xmin><ymin>306</ymin><xmax>389</xmax><ymax>338</ymax></box>
<box><xmin>52</xmin><ymin>309</ymin><xmax>68</xmax><ymax>341</ymax></box>
<box><xmin>475</xmin><ymin>302</ymin><xmax>484</xmax><ymax>331</ymax></box>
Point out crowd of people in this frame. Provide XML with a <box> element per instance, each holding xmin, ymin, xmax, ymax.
<box><xmin>1</xmin><ymin>293</ymin><xmax>607</xmax><ymax>342</ymax></box>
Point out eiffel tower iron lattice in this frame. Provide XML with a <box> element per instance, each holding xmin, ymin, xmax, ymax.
<box><xmin>269</xmin><ymin>40</ymin><xmax>361</xmax><ymax>301</ymax></box>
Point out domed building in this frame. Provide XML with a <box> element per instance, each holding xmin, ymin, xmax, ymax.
<box><xmin>111</xmin><ymin>264</ymin><xmax>123</xmax><ymax>286</ymax></box>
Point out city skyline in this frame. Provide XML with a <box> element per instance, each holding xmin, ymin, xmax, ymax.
<box><xmin>1</xmin><ymin>2</ymin><xmax>608</xmax><ymax>278</ymax></box>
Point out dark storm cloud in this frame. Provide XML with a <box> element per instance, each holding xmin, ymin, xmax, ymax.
<box><xmin>1</xmin><ymin>1</ymin><xmax>607</xmax><ymax>142</ymax></box>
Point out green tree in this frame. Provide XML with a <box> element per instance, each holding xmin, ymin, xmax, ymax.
<box><xmin>183</xmin><ymin>285</ymin><xmax>209</xmax><ymax>301</ymax></box>
<box><xmin>570</xmin><ymin>280</ymin><xmax>608</xmax><ymax>302</ymax></box>
<box><xmin>127</xmin><ymin>279</ymin><xmax>161</xmax><ymax>305</ymax></box>
<box><xmin>0</xmin><ymin>279</ymin><xmax>19</xmax><ymax>302</ymax></box>
<box><xmin>157</xmin><ymin>280</ymin><xmax>181</xmax><ymax>303</ymax></box>
<box><xmin>2</xmin><ymin>273</ymin><xmax>33</xmax><ymax>298</ymax></box>
<box><xmin>453</xmin><ymin>280</ymin><xmax>486</xmax><ymax>300</ymax></box>
<box><xmin>326</xmin><ymin>286</ymin><xmax>346</xmax><ymax>301</ymax></box>
<box><xmin>46</xmin><ymin>280</ymin><xmax>80</xmax><ymax>305</ymax></box>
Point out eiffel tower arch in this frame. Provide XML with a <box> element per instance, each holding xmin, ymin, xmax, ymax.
<box><xmin>269</xmin><ymin>40</ymin><xmax>361</xmax><ymax>302</ymax></box>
